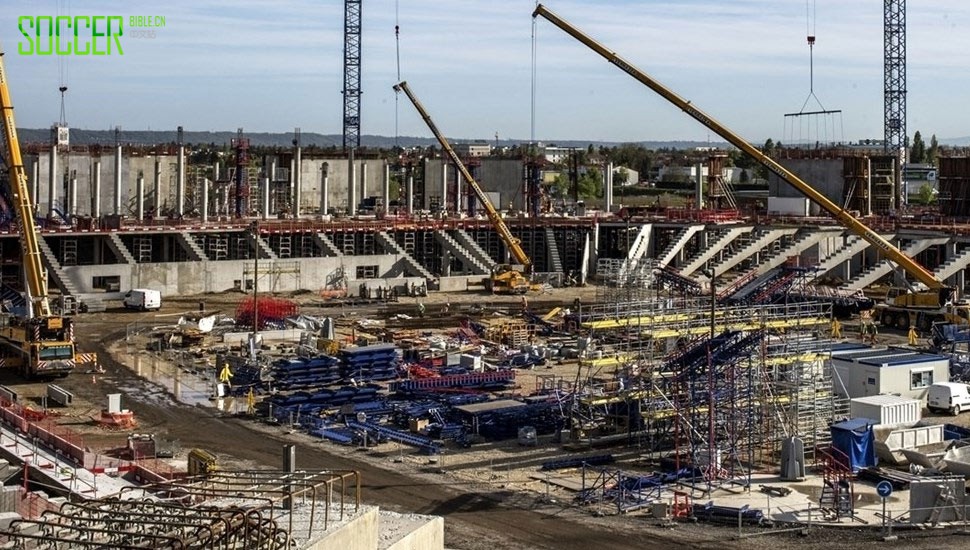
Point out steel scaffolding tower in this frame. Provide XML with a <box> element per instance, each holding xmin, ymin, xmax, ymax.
<box><xmin>343</xmin><ymin>0</ymin><xmax>362</xmax><ymax>151</ymax></box>
<box><xmin>883</xmin><ymin>0</ymin><xmax>906</xmax><ymax>159</ymax></box>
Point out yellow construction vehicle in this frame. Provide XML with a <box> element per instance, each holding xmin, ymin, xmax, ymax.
<box><xmin>393</xmin><ymin>81</ymin><xmax>533</xmax><ymax>291</ymax></box>
<box><xmin>0</xmin><ymin>46</ymin><xmax>77</xmax><ymax>378</ymax></box>
<box><xmin>187</xmin><ymin>448</ymin><xmax>218</xmax><ymax>476</ymax></box>
<box><xmin>533</xmin><ymin>4</ymin><xmax>957</xmax><ymax>321</ymax></box>
<box><xmin>487</xmin><ymin>264</ymin><xmax>530</xmax><ymax>295</ymax></box>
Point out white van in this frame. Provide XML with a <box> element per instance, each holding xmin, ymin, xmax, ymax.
<box><xmin>927</xmin><ymin>382</ymin><xmax>970</xmax><ymax>415</ymax></box>
<box><xmin>123</xmin><ymin>288</ymin><xmax>161</xmax><ymax>311</ymax></box>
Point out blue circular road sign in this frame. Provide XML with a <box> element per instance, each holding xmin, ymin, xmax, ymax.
<box><xmin>876</xmin><ymin>480</ymin><xmax>893</xmax><ymax>498</ymax></box>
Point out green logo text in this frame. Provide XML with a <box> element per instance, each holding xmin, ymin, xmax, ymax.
<box><xmin>18</xmin><ymin>15</ymin><xmax>124</xmax><ymax>56</ymax></box>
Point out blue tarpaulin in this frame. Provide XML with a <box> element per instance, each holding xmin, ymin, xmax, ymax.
<box><xmin>831</xmin><ymin>418</ymin><xmax>877</xmax><ymax>472</ymax></box>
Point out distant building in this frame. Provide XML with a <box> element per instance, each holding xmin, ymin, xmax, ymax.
<box><xmin>538</xmin><ymin>145</ymin><xmax>577</xmax><ymax>164</ymax></box>
<box><xmin>612</xmin><ymin>165</ymin><xmax>639</xmax><ymax>186</ymax></box>
<box><xmin>454</xmin><ymin>142</ymin><xmax>492</xmax><ymax>158</ymax></box>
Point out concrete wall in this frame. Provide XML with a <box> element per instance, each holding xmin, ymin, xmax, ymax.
<box><xmin>63</xmin><ymin>254</ymin><xmax>403</xmax><ymax>296</ymax></box>
<box><xmin>309</xmin><ymin>506</ymin><xmax>379</xmax><ymax>550</ymax></box>
<box><xmin>28</xmin><ymin>153</ymin><xmax>179</xmax><ymax>218</ymax></box>
<box><xmin>423</xmin><ymin>158</ymin><xmax>525</xmax><ymax>212</ymax></box>
<box><xmin>383</xmin><ymin>514</ymin><xmax>444</xmax><ymax>550</ymax></box>
<box><xmin>768</xmin><ymin>159</ymin><xmax>843</xmax><ymax>216</ymax></box>
<box><xmin>27</xmin><ymin>153</ymin><xmax>391</xmax><ymax>219</ymax></box>
<box><xmin>298</xmin><ymin>158</ymin><xmax>387</xmax><ymax>215</ymax></box>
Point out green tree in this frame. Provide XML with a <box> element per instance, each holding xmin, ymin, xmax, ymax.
<box><xmin>614</xmin><ymin>167</ymin><xmax>629</xmax><ymax>186</ymax></box>
<box><xmin>927</xmin><ymin>134</ymin><xmax>939</xmax><ymax>165</ymax></box>
<box><xmin>911</xmin><ymin>131</ymin><xmax>926</xmax><ymax>164</ymax></box>
<box><xmin>577</xmin><ymin>167</ymin><xmax>603</xmax><ymax>199</ymax></box>
<box><xmin>916</xmin><ymin>183</ymin><xmax>936</xmax><ymax>205</ymax></box>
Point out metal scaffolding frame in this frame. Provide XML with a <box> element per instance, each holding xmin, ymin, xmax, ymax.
<box><xmin>569</xmin><ymin>294</ymin><xmax>844</xmax><ymax>495</ymax></box>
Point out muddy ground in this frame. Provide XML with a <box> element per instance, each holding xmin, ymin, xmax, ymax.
<box><xmin>7</xmin><ymin>289</ymin><xmax>965</xmax><ymax>549</ymax></box>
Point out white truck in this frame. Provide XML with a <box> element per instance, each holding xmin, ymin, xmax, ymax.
<box><xmin>123</xmin><ymin>289</ymin><xmax>161</xmax><ymax>311</ymax></box>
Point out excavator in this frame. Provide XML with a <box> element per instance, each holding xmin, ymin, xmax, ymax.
<box><xmin>532</xmin><ymin>4</ymin><xmax>968</xmax><ymax>330</ymax></box>
<box><xmin>0</xmin><ymin>46</ymin><xmax>78</xmax><ymax>378</ymax></box>
<box><xmin>394</xmin><ymin>81</ymin><xmax>531</xmax><ymax>295</ymax></box>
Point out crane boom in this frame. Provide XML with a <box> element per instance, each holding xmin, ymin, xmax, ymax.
<box><xmin>0</xmin><ymin>49</ymin><xmax>50</xmax><ymax>317</ymax></box>
<box><xmin>533</xmin><ymin>4</ymin><xmax>948</xmax><ymax>301</ymax></box>
<box><xmin>393</xmin><ymin>81</ymin><xmax>531</xmax><ymax>269</ymax></box>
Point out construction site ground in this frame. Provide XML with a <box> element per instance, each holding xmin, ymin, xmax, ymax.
<box><xmin>2</xmin><ymin>288</ymin><xmax>968</xmax><ymax>549</ymax></box>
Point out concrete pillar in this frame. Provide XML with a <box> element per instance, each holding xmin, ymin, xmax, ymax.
<box><xmin>360</xmin><ymin>162</ymin><xmax>368</xmax><ymax>204</ymax></box>
<box><xmin>321</xmin><ymin>163</ymin><xmax>330</xmax><ymax>215</ymax></box>
<box><xmin>269</xmin><ymin>158</ymin><xmax>278</xmax><ymax>215</ymax></box>
<box><xmin>92</xmin><ymin>160</ymin><xmax>101</xmax><ymax>218</ymax></box>
<box><xmin>30</xmin><ymin>158</ymin><xmax>39</xmax><ymax>213</ymax></box>
<box><xmin>382</xmin><ymin>163</ymin><xmax>390</xmax><ymax>211</ymax></box>
<box><xmin>136</xmin><ymin>173</ymin><xmax>145</xmax><ymax>221</ymax></box>
<box><xmin>696</xmin><ymin>162</ymin><xmax>705</xmax><ymax>209</ymax></box>
<box><xmin>212</xmin><ymin>162</ymin><xmax>220</xmax><ymax>218</ymax></box>
<box><xmin>347</xmin><ymin>152</ymin><xmax>357</xmax><ymax>216</ymax></box>
<box><xmin>69</xmin><ymin>172</ymin><xmax>77</xmax><ymax>216</ymax></box>
<box><xmin>153</xmin><ymin>159</ymin><xmax>161</xmax><ymax>218</ymax></box>
<box><xmin>441</xmin><ymin>162</ymin><xmax>448</xmax><ymax>211</ymax></box>
<box><xmin>262</xmin><ymin>177</ymin><xmax>270</xmax><ymax>220</ymax></box>
<box><xmin>456</xmin><ymin>167</ymin><xmax>464</xmax><ymax>213</ymax></box>
<box><xmin>294</xmin><ymin>146</ymin><xmax>302</xmax><ymax>219</ymax></box>
<box><xmin>48</xmin><ymin>146</ymin><xmax>57</xmax><ymax>217</ymax></box>
<box><xmin>406</xmin><ymin>172</ymin><xmax>414</xmax><ymax>215</ymax></box>
<box><xmin>114</xmin><ymin>145</ymin><xmax>122</xmax><ymax>215</ymax></box>
<box><xmin>202</xmin><ymin>175</ymin><xmax>209</xmax><ymax>223</ymax></box>
<box><xmin>176</xmin><ymin>126</ymin><xmax>185</xmax><ymax>217</ymax></box>
<box><xmin>605</xmin><ymin>162</ymin><xmax>614</xmax><ymax>214</ymax></box>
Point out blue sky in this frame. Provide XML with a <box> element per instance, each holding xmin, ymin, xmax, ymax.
<box><xmin>1</xmin><ymin>1</ymin><xmax>968</xmax><ymax>143</ymax></box>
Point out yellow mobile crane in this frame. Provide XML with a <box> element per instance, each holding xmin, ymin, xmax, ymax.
<box><xmin>533</xmin><ymin>4</ymin><xmax>967</xmax><ymax>329</ymax></box>
<box><xmin>0</xmin><ymin>47</ymin><xmax>77</xmax><ymax>378</ymax></box>
<box><xmin>394</xmin><ymin>81</ymin><xmax>531</xmax><ymax>294</ymax></box>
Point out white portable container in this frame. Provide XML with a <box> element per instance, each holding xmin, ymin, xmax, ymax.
<box><xmin>849</xmin><ymin>394</ymin><xmax>922</xmax><ymax>428</ymax></box>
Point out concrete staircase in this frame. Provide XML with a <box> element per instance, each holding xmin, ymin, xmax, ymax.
<box><xmin>841</xmin><ymin>237</ymin><xmax>948</xmax><ymax>291</ymax></box>
<box><xmin>247</xmin><ymin>233</ymin><xmax>278</xmax><ymax>259</ymax></box>
<box><xmin>454</xmin><ymin>229</ymin><xmax>497</xmax><ymax>270</ymax></box>
<box><xmin>313</xmin><ymin>233</ymin><xmax>343</xmax><ymax>257</ymax></box>
<box><xmin>626</xmin><ymin>224</ymin><xmax>652</xmax><ymax>264</ymax></box>
<box><xmin>545</xmin><ymin>228</ymin><xmax>564</xmax><ymax>273</ymax></box>
<box><xmin>106</xmin><ymin>233</ymin><xmax>136</xmax><ymax>264</ymax></box>
<box><xmin>680</xmin><ymin>226</ymin><xmax>752</xmax><ymax>276</ymax></box>
<box><xmin>175</xmin><ymin>232</ymin><xmax>206</xmax><ymax>261</ymax></box>
<box><xmin>753</xmin><ymin>228</ymin><xmax>839</xmax><ymax>276</ymax></box>
<box><xmin>709</xmin><ymin>227</ymin><xmax>798</xmax><ymax>275</ymax></box>
<box><xmin>812</xmin><ymin>235</ymin><xmax>870</xmax><ymax>281</ymax></box>
<box><xmin>935</xmin><ymin>247</ymin><xmax>970</xmax><ymax>283</ymax></box>
<box><xmin>434</xmin><ymin>230</ymin><xmax>490</xmax><ymax>275</ymax></box>
<box><xmin>375</xmin><ymin>231</ymin><xmax>435</xmax><ymax>280</ymax></box>
<box><xmin>37</xmin><ymin>237</ymin><xmax>79</xmax><ymax>296</ymax></box>
<box><xmin>655</xmin><ymin>224</ymin><xmax>704</xmax><ymax>268</ymax></box>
